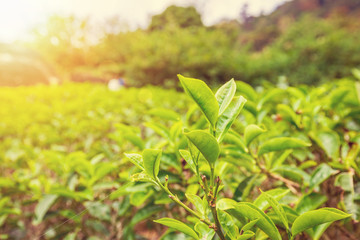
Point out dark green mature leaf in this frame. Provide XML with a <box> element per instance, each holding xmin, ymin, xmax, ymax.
<box><xmin>143</xmin><ymin>149</ymin><xmax>162</xmax><ymax>180</ymax></box>
<box><xmin>258</xmin><ymin>137</ymin><xmax>310</xmax><ymax>156</ymax></box>
<box><xmin>216</xmin><ymin>79</ymin><xmax>236</xmax><ymax>116</ymax></box>
<box><xmin>261</xmin><ymin>190</ymin><xmax>289</xmax><ymax>230</ymax></box>
<box><xmin>154</xmin><ymin>218</ymin><xmax>199</xmax><ymax>239</ymax></box>
<box><xmin>216</xmin><ymin>96</ymin><xmax>247</xmax><ymax>142</ymax></box>
<box><xmin>291</xmin><ymin>208</ymin><xmax>351</xmax><ymax>237</ymax></box>
<box><xmin>178</xmin><ymin>74</ymin><xmax>219</xmax><ymax>128</ymax></box>
<box><xmin>34</xmin><ymin>194</ymin><xmax>58</xmax><ymax>224</ymax></box>
<box><xmin>244</xmin><ymin>124</ymin><xmax>266</xmax><ymax>146</ymax></box>
<box><xmin>184</xmin><ymin>130</ymin><xmax>219</xmax><ymax>167</ymax></box>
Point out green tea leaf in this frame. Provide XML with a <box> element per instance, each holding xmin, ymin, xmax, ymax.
<box><xmin>125</xmin><ymin>153</ymin><xmax>144</xmax><ymax>170</ymax></box>
<box><xmin>258</xmin><ymin>137</ymin><xmax>310</xmax><ymax>156</ymax></box>
<box><xmin>235</xmin><ymin>202</ymin><xmax>281</xmax><ymax>240</ymax></box>
<box><xmin>240</xmin><ymin>219</ymin><xmax>259</xmax><ymax>233</ymax></box>
<box><xmin>309</xmin><ymin>163</ymin><xmax>336</xmax><ymax>192</ymax></box>
<box><xmin>254</xmin><ymin>188</ymin><xmax>290</xmax><ymax>211</ymax></box>
<box><xmin>179</xmin><ymin>150</ymin><xmax>197</xmax><ymax>174</ymax></box>
<box><xmin>216</xmin><ymin>96</ymin><xmax>247</xmax><ymax>142</ymax></box>
<box><xmin>310</xmin><ymin>130</ymin><xmax>340</xmax><ymax>159</ymax></box>
<box><xmin>144</xmin><ymin>122</ymin><xmax>171</xmax><ymax>140</ymax></box>
<box><xmin>184</xmin><ymin>130</ymin><xmax>219</xmax><ymax>167</ymax></box>
<box><xmin>237</xmin><ymin>230</ymin><xmax>255</xmax><ymax>240</ymax></box>
<box><xmin>148</xmin><ymin>108</ymin><xmax>180</xmax><ymax>121</ymax></box>
<box><xmin>84</xmin><ymin>201</ymin><xmax>111</xmax><ymax>221</ymax></box>
<box><xmin>296</xmin><ymin>193</ymin><xmax>328</xmax><ymax>215</ymax></box>
<box><xmin>235</xmin><ymin>81</ymin><xmax>257</xmax><ymax>102</ymax></box>
<box><xmin>194</xmin><ymin>222</ymin><xmax>215</xmax><ymax>240</ymax></box>
<box><xmin>261</xmin><ymin>190</ymin><xmax>289</xmax><ymax>230</ymax></box>
<box><xmin>216</xmin><ymin>79</ymin><xmax>236</xmax><ymax>116</ymax></box>
<box><xmin>142</xmin><ymin>149</ymin><xmax>162</xmax><ymax>180</ymax></box>
<box><xmin>178</xmin><ymin>74</ymin><xmax>219</xmax><ymax>128</ymax></box>
<box><xmin>154</xmin><ymin>218</ymin><xmax>199</xmax><ymax>239</ymax></box>
<box><xmin>244</xmin><ymin>124</ymin><xmax>266</xmax><ymax>146</ymax></box>
<box><xmin>218</xmin><ymin>209</ymin><xmax>239</xmax><ymax>240</ymax></box>
<box><xmin>186</xmin><ymin>194</ymin><xmax>205</xmax><ymax>217</ymax></box>
<box><xmin>291</xmin><ymin>208</ymin><xmax>351</xmax><ymax>237</ymax></box>
<box><xmin>217</xmin><ymin>199</ymin><xmax>281</xmax><ymax>240</ymax></box>
<box><xmin>34</xmin><ymin>194</ymin><xmax>58</xmax><ymax>224</ymax></box>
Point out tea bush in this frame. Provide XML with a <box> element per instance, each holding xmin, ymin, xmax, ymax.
<box><xmin>0</xmin><ymin>78</ymin><xmax>359</xmax><ymax>239</ymax></box>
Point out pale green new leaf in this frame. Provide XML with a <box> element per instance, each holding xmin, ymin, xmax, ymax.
<box><xmin>254</xmin><ymin>188</ymin><xmax>290</xmax><ymax>211</ymax></box>
<box><xmin>217</xmin><ymin>199</ymin><xmax>281</xmax><ymax>240</ymax></box>
<box><xmin>258</xmin><ymin>137</ymin><xmax>310</xmax><ymax>156</ymax></box>
<box><xmin>244</xmin><ymin>124</ymin><xmax>266</xmax><ymax>146</ymax></box>
<box><xmin>218</xmin><ymin>209</ymin><xmax>239</xmax><ymax>240</ymax></box>
<box><xmin>240</xmin><ymin>219</ymin><xmax>259</xmax><ymax>233</ymax></box>
<box><xmin>237</xmin><ymin>230</ymin><xmax>255</xmax><ymax>240</ymax></box>
<box><xmin>125</xmin><ymin>153</ymin><xmax>144</xmax><ymax>170</ymax></box>
<box><xmin>291</xmin><ymin>208</ymin><xmax>351</xmax><ymax>237</ymax></box>
<box><xmin>179</xmin><ymin>149</ymin><xmax>197</xmax><ymax>174</ymax></box>
<box><xmin>184</xmin><ymin>130</ymin><xmax>219</xmax><ymax>167</ymax></box>
<box><xmin>147</xmin><ymin>107</ymin><xmax>180</xmax><ymax>121</ymax></box>
<box><xmin>142</xmin><ymin>149</ymin><xmax>162</xmax><ymax>180</ymax></box>
<box><xmin>309</xmin><ymin>163</ymin><xmax>337</xmax><ymax>192</ymax></box>
<box><xmin>216</xmin><ymin>79</ymin><xmax>236</xmax><ymax>116</ymax></box>
<box><xmin>216</xmin><ymin>96</ymin><xmax>247</xmax><ymax>142</ymax></box>
<box><xmin>195</xmin><ymin>222</ymin><xmax>216</xmax><ymax>240</ymax></box>
<box><xmin>186</xmin><ymin>194</ymin><xmax>205</xmax><ymax>217</ymax></box>
<box><xmin>144</xmin><ymin>122</ymin><xmax>171</xmax><ymax>140</ymax></box>
<box><xmin>154</xmin><ymin>218</ymin><xmax>199</xmax><ymax>239</ymax></box>
<box><xmin>178</xmin><ymin>74</ymin><xmax>219</xmax><ymax>128</ymax></box>
<box><xmin>34</xmin><ymin>194</ymin><xmax>58</xmax><ymax>224</ymax></box>
<box><xmin>234</xmin><ymin>202</ymin><xmax>281</xmax><ymax>240</ymax></box>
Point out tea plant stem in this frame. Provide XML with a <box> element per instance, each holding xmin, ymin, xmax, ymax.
<box><xmin>251</xmin><ymin>152</ymin><xmax>300</xmax><ymax>194</ymax></box>
<box><xmin>210</xmin><ymin>166</ymin><xmax>215</xmax><ymax>190</ymax></box>
<box><xmin>158</xmin><ymin>181</ymin><xmax>211</xmax><ymax>225</ymax></box>
<box><xmin>210</xmin><ymin>205</ymin><xmax>226</xmax><ymax>240</ymax></box>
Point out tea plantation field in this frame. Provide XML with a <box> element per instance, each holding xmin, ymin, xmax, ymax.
<box><xmin>0</xmin><ymin>79</ymin><xmax>359</xmax><ymax>239</ymax></box>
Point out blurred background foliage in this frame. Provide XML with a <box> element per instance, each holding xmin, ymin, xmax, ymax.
<box><xmin>1</xmin><ymin>0</ymin><xmax>360</xmax><ymax>87</ymax></box>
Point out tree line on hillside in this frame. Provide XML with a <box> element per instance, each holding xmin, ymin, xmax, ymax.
<box><xmin>27</xmin><ymin>0</ymin><xmax>360</xmax><ymax>87</ymax></box>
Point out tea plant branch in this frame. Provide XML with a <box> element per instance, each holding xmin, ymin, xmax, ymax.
<box><xmin>157</xmin><ymin>178</ymin><xmax>212</xmax><ymax>225</ymax></box>
<box><xmin>202</xmin><ymin>175</ymin><xmax>226</xmax><ymax>240</ymax></box>
<box><xmin>251</xmin><ymin>151</ymin><xmax>300</xmax><ymax>194</ymax></box>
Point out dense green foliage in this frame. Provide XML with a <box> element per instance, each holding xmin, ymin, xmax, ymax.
<box><xmin>1</xmin><ymin>75</ymin><xmax>359</xmax><ymax>239</ymax></box>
